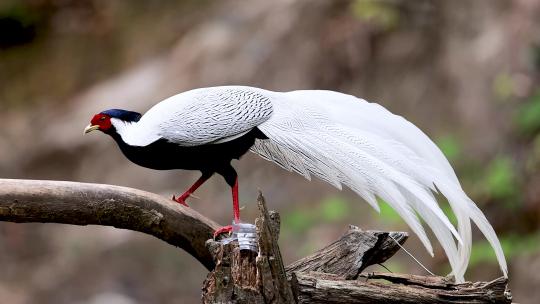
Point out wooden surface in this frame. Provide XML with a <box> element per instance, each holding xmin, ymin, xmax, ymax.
<box><xmin>0</xmin><ymin>178</ymin><xmax>512</xmax><ymax>303</ymax></box>
<box><xmin>286</xmin><ymin>226</ymin><xmax>408</xmax><ymax>279</ymax></box>
<box><xmin>0</xmin><ymin>178</ymin><xmax>219</xmax><ymax>270</ymax></box>
<box><xmin>255</xmin><ymin>193</ymin><xmax>296</xmax><ymax>302</ymax></box>
<box><xmin>202</xmin><ymin>193</ymin><xmax>296</xmax><ymax>303</ymax></box>
<box><xmin>292</xmin><ymin>272</ymin><xmax>511</xmax><ymax>304</ymax></box>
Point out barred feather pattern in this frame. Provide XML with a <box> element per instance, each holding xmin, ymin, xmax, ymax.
<box><xmin>117</xmin><ymin>87</ymin><xmax>273</xmax><ymax>147</ymax></box>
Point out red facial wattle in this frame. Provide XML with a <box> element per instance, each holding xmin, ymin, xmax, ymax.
<box><xmin>90</xmin><ymin>114</ymin><xmax>112</xmax><ymax>132</ymax></box>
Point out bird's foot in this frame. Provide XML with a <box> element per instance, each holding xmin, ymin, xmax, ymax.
<box><xmin>172</xmin><ymin>192</ymin><xmax>200</xmax><ymax>207</ymax></box>
<box><xmin>172</xmin><ymin>194</ymin><xmax>189</xmax><ymax>207</ymax></box>
<box><xmin>213</xmin><ymin>225</ymin><xmax>233</xmax><ymax>239</ymax></box>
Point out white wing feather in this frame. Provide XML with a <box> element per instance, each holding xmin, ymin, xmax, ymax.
<box><xmin>252</xmin><ymin>89</ymin><xmax>507</xmax><ymax>282</ymax></box>
<box><xmin>118</xmin><ymin>87</ymin><xmax>273</xmax><ymax>146</ymax></box>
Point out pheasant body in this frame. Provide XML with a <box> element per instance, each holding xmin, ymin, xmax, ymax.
<box><xmin>85</xmin><ymin>86</ymin><xmax>508</xmax><ymax>282</ymax></box>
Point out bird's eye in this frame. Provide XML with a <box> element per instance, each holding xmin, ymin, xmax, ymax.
<box><xmin>100</xmin><ymin>116</ymin><xmax>106</xmax><ymax>121</ymax></box>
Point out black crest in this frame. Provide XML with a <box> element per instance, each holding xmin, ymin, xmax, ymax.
<box><xmin>101</xmin><ymin>109</ymin><xmax>142</xmax><ymax>122</ymax></box>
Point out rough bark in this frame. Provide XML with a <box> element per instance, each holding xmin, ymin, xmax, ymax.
<box><xmin>0</xmin><ymin>178</ymin><xmax>219</xmax><ymax>270</ymax></box>
<box><xmin>291</xmin><ymin>272</ymin><xmax>511</xmax><ymax>304</ymax></box>
<box><xmin>286</xmin><ymin>226</ymin><xmax>408</xmax><ymax>279</ymax></box>
<box><xmin>202</xmin><ymin>193</ymin><xmax>295</xmax><ymax>304</ymax></box>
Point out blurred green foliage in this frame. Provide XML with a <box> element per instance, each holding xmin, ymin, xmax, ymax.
<box><xmin>469</xmin><ymin>233</ymin><xmax>540</xmax><ymax>267</ymax></box>
<box><xmin>441</xmin><ymin>203</ymin><xmax>458</xmax><ymax>226</ymax></box>
<box><xmin>493</xmin><ymin>72</ymin><xmax>515</xmax><ymax>100</ymax></box>
<box><xmin>436</xmin><ymin>135</ymin><xmax>462</xmax><ymax>162</ymax></box>
<box><xmin>525</xmin><ymin>134</ymin><xmax>540</xmax><ymax>172</ymax></box>
<box><xmin>351</xmin><ymin>0</ymin><xmax>399</xmax><ymax>30</ymax></box>
<box><xmin>532</xmin><ymin>44</ymin><xmax>540</xmax><ymax>71</ymax></box>
<box><xmin>378</xmin><ymin>196</ymin><xmax>459</xmax><ymax>230</ymax></box>
<box><xmin>320</xmin><ymin>196</ymin><xmax>349</xmax><ymax>221</ymax></box>
<box><xmin>516</xmin><ymin>91</ymin><xmax>540</xmax><ymax>134</ymax></box>
<box><xmin>482</xmin><ymin>156</ymin><xmax>520</xmax><ymax>207</ymax></box>
<box><xmin>282</xmin><ymin>196</ymin><xmax>351</xmax><ymax>234</ymax></box>
<box><xmin>376</xmin><ymin>198</ymin><xmax>402</xmax><ymax>225</ymax></box>
<box><xmin>282</xmin><ymin>208</ymin><xmax>313</xmax><ymax>234</ymax></box>
<box><xmin>379</xmin><ymin>261</ymin><xmax>405</xmax><ymax>273</ymax></box>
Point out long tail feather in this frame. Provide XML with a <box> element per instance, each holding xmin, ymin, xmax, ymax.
<box><xmin>251</xmin><ymin>89</ymin><xmax>508</xmax><ymax>282</ymax></box>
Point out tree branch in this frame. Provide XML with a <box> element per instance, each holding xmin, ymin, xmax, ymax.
<box><xmin>0</xmin><ymin>179</ymin><xmax>512</xmax><ymax>303</ymax></box>
<box><xmin>0</xmin><ymin>178</ymin><xmax>219</xmax><ymax>270</ymax></box>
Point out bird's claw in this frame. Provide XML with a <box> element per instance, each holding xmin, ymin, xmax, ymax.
<box><xmin>172</xmin><ymin>195</ymin><xmax>189</xmax><ymax>207</ymax></box>
<box><xmin>213</xmin><ymin>225</ymin><xmax>233</xmax><ymax>239</ymax></box>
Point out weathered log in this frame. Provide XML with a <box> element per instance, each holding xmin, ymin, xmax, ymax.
<box><xmin>291</xmin><ymin>272</ymin><xmax>511</xmax><ymax>304</ymax></box>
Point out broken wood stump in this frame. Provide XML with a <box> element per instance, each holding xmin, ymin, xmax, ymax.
<box><xmin>202</xmin><ymin>193</ymin><xmax>295</xmax><ymax>303</ymax></box>
<box><xmin>201</xmin><ymin>193</ymin><xmax>512</xmax><ymax>304</ymax></box>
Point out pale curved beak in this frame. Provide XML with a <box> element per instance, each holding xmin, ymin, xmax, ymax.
<box><xmin>84</xmin><ymin>124</ymin><xmax>99</xmax><ymax>134</ymax></box>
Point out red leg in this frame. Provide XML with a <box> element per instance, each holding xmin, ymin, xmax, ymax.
<box><xmin>213</xmin><ymin>177</ymin><xmax>240</xmax><ymax>238</ymax></box>
<box><xmin>232</xmin><ymin>177</ymin><xmax>240</xmax><ymax>223</ymax></box>
<box><xmin>172</xmin><ymin>173</ymin><xmax>212</xmax><ymax>207</ymax></box>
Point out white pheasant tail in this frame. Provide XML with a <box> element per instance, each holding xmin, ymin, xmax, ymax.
<box><xmin>121</xmin><ymin>86</ymin><xmax>507</xmax><ymax>282</ymax></box>
<box><xmin>250</xmin><ymin>88</ymin><xmax>508</xmax><ymax>282</ymax></box>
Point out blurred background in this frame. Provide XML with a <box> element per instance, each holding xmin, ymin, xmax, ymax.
<box><xmin>0</xmin><ymin>0</ymin><xmax>539</xmax><ymax>303</ymax></box>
